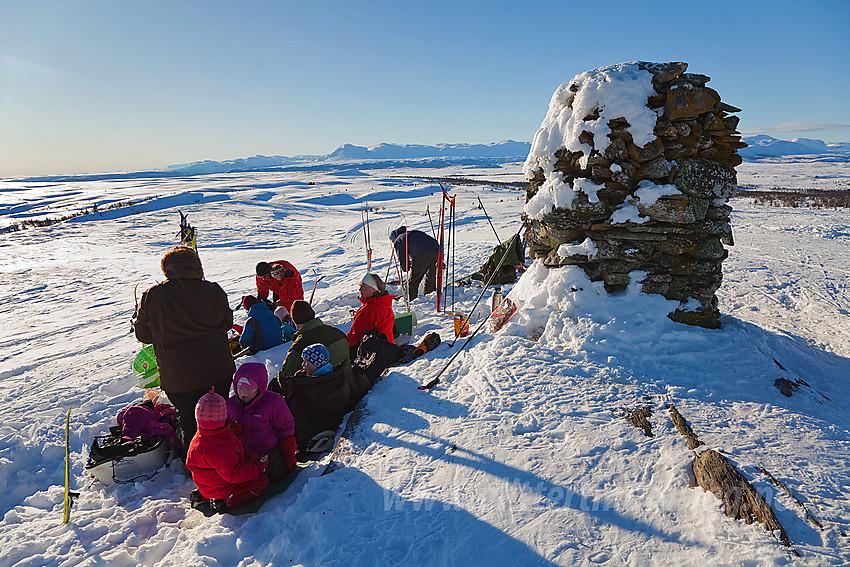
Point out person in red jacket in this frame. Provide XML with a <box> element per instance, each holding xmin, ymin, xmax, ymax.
<box><xmin>186</xmin><ymin>389</ymin><xmax>269</xmax><ymax>511</ymax></box>
<box><xmin>255</xmin><ymin>261</ymin><xmax>303</xmax><ymax>310</ymax></box>
<box><xmin>347</xmin><ymin>273</ymin><xmax>395</xmax><ymax>349</ymax></box>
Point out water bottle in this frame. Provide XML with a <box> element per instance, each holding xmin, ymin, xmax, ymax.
<box><xmin>491</xmin><ymin>286</ymin><xmax>503</xmax><ymax>312</ymax></box>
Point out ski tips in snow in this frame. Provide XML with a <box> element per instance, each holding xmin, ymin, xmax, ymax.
<box><xmin>178</xmin><ymin>210</ymin><xmax>197</xmax><ymax>250</ymax></box>
<box><xmin>63</xmin><ymin>405</ymin><xmax>79</xmax><ymax>523</ymax></box>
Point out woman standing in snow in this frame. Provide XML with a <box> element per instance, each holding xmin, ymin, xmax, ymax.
<box><xmin>133</xmin><ymin>246</ymin><xmax>235</xmax><ymax>457</ymax></box>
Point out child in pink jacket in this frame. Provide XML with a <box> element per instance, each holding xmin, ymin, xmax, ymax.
<box><xmin>226</xmin><ymin>363</ymin><xmax>298</xmax><ymax>480</ymax></box>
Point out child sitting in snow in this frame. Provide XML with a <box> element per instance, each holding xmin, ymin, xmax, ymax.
<box><xmin>279</xmin><ymin>343</ymin><xmax>368</xmax><ymax>453</ymax></box>
<box><xmin>274</xmin><ymin>306</ymin><xmax>297</xmax><ymax>343</ymax></box>
<box><xmin>186</xmin><ymin>389</ymin><xmax>269</xmax><ymax>511</ymax></box>
<box><xmin>226</xmin><ymin>362</ymin><xmax>298</xmax><ymax>480</ymax></box>
<box><xmin>239</xmin><ymin>295</ymin><xmax>284</xmax><ymax>353</ymax></box>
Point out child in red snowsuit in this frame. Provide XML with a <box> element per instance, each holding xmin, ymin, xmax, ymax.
<box><xmin>186</xmin><ymin>389</ymin><xmax>269</xmax><ymax>509</ymax></box>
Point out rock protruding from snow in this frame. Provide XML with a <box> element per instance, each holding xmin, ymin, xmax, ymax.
<box><xmin>522</xmin><ymin>61</ymin><xmax>745</xmax><ymax>328</ymax></box>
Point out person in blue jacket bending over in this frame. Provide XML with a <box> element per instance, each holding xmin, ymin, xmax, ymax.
<box><xmin>239</xmin><ymin>295</ymin><xmax>284</xmax><ymax>353</ymax></box>
<box><xmin>390</xmin><ymin>226</ymin><xmax>440</xmax><ymax>301</ymax></box>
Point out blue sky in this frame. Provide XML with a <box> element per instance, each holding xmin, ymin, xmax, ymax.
<box><xmin>1</xmin><ymin>0</ymin><xmax>848</xmax><ymax>176</ymax></box>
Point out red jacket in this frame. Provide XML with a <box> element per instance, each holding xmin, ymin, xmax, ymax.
<box><xmin>185</xmin><ymin>423</ymin><xmax>269</xmax><ymax>506</ymax></box>
<box><xmin>255</xmin><ymin>260</ymin><xmax>304</xmax><ymax>311</ymax></box>
<box><xmin>347</xmin><ymin>292</ymin><xmax>394</xmax><ymax>347</ymax></box>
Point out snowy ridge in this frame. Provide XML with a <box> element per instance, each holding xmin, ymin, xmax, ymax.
<box><xmin>0</xmin><ymin>161</ymin><xmax>849</xmax><ymax>565</ymax></box>
<box><xmin>740</xmin><ymin>135</ymin><xmax>850</xmax><ymax>158</ymax></box>
<box><xmin>327</xmin><ymin>140</ymin><xmax>531</xmax><ymax>161</ymax></box>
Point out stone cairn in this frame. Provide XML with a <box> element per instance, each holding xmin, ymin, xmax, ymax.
<box><xmin>523</xmin><ymin>62</ymin><xmax>745</xmax><ymax>328</ymax></box>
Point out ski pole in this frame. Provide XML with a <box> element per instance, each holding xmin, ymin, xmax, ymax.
<box><xmin>478</xmin><ymin>196</ymin><xmax>501</xmax><ymax>244</ymax></box>
<box><xmin>418</xmin><ymin>315</ymin><xmax>490</xmax><ymax>391</ymax></box>
<box><xmin>447</xmin><ymin>228</ymin><xmax>521</xmax><ymax>348</ymax></box>
<box><xmin>446</xmin><ymin>199</ymin><xmax>457</xmax><ymax>312</ymax></box>
<box><xmin>309</xmin><ymin>275</ymin><xmax>326</xmax><ymax>304</ymax></box>
<box><xmin>400</xmin><ymin>212</ymin><xmax>411</xmax><ymax>313</ymax></box>
<box><xmin>443</xmin><ymin>196</ymin><xmax>452</xmax><ymax>312</ymax></box>
<box><xmin>233</xmin><ymin>346</ymin><xmax>253</xmax><ymax>359</ymax></box>
<box><xmin>426</xmin><ymin>205</ymin><xmax>437</xmax><ymax>239</ymax></box>
<box><xmin>385</xmin><ymin>245</ymin><xmax>395</xmax><ymax>282</ymax></box>
<box><xmin>436</xmin><ymin>185</ymin><xmax>447</xmax><ymax>313</ymax></box>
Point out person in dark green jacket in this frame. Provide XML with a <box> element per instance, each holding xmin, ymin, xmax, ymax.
<box><xmin>269</xmin><ymin>300</ymin><xmax>350</xmax><ymax>394</ymax></box>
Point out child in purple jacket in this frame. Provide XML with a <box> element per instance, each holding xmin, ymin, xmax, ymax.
<box><xmin>226</xmin><ymin>362</ymin><xmax>298</xmax><ymax>480</ymax></box>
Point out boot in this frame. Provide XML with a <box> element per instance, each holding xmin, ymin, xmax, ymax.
<box><xmin>413</xmin><ymin>333</ymin><xmax>441</xmax><ymax>358</ymax></box>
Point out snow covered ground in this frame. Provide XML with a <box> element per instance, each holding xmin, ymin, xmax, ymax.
<box><xmin>1</xmin><ymin>157</ymin><xmax>849</xmax><ymax>566</ymax></box>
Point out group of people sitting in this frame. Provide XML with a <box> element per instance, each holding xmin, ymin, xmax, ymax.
<box><xmin>132</xmin><ymin>239</ymin><xmax>423</xmax><ymax>511</ymax></box>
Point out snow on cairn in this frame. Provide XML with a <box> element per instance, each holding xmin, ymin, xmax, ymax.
<box><xmin>519</xmin><ymin>61</ymin><xmax>745</xmax><ymax>329</ymax></box>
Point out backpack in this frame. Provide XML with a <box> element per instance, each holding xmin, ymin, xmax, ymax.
<box><xmin>85</xmin><ymin>399</ymin><xmax>180</xmax><ymax>486</ymax></box>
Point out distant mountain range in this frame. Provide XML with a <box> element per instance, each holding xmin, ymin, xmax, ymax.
<box><xmin>167</xmin><ymin>136</ymin><xmax>848</xmax><ymax>176</ymax></box>
<box><xmin>326</xmin><ymin>141</ymin><xmax>531</xmax><ymax>160</ymax></box>
<box><xmin>167</xmin><ymin>140</ymin><xmax>531</xmax><ymax>175</ymax></box>
<box><xmin>740</xmin><ymin>135</ymin><xmax>850</xmax><ymax>158</ymax></box>
<box><xmin>12</xmin><ymin>137</ymin><xmax>848</xmax><ymax>182</ymax></box>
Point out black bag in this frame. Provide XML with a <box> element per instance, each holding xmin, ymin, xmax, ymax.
<box><xmin>351</xmin><ymin>331</ymin><xmax>404</xmax><ymax>386</ymax></box>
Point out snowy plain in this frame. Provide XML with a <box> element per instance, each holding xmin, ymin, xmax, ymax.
<box><xmin>0</xmin><ymin>155</ymin><xmax>849</xmax><ymax>566</ymax></box>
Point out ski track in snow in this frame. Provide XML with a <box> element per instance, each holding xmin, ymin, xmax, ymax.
<box><xmin>1</xmin><ymin>160</ymin><xmax>849</xmax><ymax>566</ymax></box>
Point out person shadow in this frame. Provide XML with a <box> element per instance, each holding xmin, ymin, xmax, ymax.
<box><xmin>240</xmin><ymin>466</ymin><xmax>560</xmax><ymax>566</ymax></box>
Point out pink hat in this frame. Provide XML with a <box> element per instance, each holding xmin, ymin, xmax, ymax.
<box><xmin>274</xmin><ymin>306</ymin><xmax>289</xmax><ymax>322</ymax></box>
<box><xmin>195</xmin><ymin>389</ymin><xmax>227</xmax><ymax>430</ymax></box>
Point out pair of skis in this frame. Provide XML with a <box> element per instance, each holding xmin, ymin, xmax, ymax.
<box><xmin>360</xmin><ymin>203</ymin><xmax>372</xmax><ymax>272</ymax></box>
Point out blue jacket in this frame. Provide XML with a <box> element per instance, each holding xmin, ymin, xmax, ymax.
<box><xmin>391</xmin><ymin>229</ymin><xmax>439</xmax><ymax>270</ymax></box>
<box><xmin>240</xmin><ymin>303</ymin><xmax>284</xmax><ymax>351</ymax></box>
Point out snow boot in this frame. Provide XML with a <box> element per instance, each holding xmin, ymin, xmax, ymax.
<box><xmin>189</xmin><ymin>489</ymin><xmax>205</xmax><ymax>508</ymax></box>
<box><xmin>413</xmin><ymin>333</ymin><xmax>441</xmax><ymax>359</ymax></box>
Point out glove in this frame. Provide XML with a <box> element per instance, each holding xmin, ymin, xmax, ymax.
<box><xmin>280</xmin><ymin>436</ymin><xmax>298</xmax><ymax>472</ymax></box>
<box><xmin>258</xmin><ymin>453</ymin><xmax>269</xmax><ymax>474</ymax></box>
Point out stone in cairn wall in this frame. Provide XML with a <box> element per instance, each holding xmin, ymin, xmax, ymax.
<box><xmin>523</xmin><ymin>62</ymin><xmax>745</xmax><ymax>329</ymax></box>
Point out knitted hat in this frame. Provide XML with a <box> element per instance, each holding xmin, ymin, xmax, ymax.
<box><xmin>274</xmin><ymin>306</ymin><xmax>289</xmax><ymax>322</ymax></box>
<box><xmin>256</xmin><ymin>262</ymin><xmax>272</xmax><ymax>276</ymax></box>
<box><xmin>360</xmin><ymin>273</ymin><xmax>386</xmax><ymax>293</ymax></box>
<box><xmin>195</xmin><ymin>389</ymin><xmax>227</xmax><ymax>430</ymax></box>
<box><xmin>301</xmin><ymin>343</ymin><xmax>330</xmax><ymax>368</ymax></box>
<box><xmin>390</xmin><ymin>225</ymin><xmax>406</xmax><ymax>242</ymax></box>
<box><xmin>290</xmin><ymin>300</ymin><xmax>315</xmax><ymax>325</ymax></box>
<box><xmin>242</xmin><ymin>295</ymin><xmax>260</xmax><ymax>310</ymax></box>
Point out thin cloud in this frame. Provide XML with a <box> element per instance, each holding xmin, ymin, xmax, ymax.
<box><xmin>741</xmin><ymin>121</ymin><xmax>850</xmax><ymax>134</ymax></box>
<box><xmin>1</xmin><ymin>55</ymin><xmax>64</xmax><ymax>80</ymax></box>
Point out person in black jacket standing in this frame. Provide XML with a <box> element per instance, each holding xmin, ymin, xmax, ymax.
<box><xmin>390</xmin><ymin>226</ymin><xmax>440</xmax><ymax>301</ymax></box>
<box><xmin>133</xmin><ymin>246</ymin><xmax>235</xmax><ymax>456</ymax></box>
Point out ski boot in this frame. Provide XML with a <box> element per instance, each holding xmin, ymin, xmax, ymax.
<box><xmin>413</xmin><ymin>333</ymin><xmax>441</xmax><ymax>359</ymax></box>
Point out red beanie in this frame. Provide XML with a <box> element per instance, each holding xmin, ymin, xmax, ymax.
<box><xmin>195</xmin><ymin>389</ymin><xmax>227</xmax><ymax>430</ymax></box>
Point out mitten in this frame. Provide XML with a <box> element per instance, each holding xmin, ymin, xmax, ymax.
<box><xmin>280</xmin><ymin>436</ymin><xmax>298</xmax><ymax>472</ymax></box>
<box><xmin>258</xmin><ymin>453</ymin><xmax>269</xmax><ymax>474</ymax></box>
